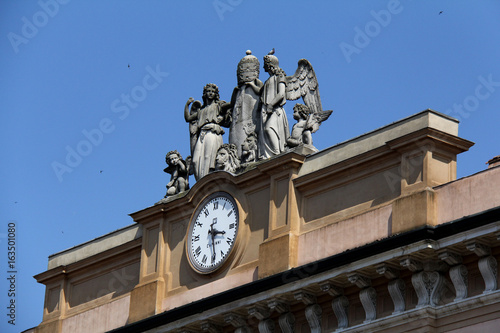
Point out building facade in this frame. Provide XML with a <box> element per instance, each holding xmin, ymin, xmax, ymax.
<box><xmin>33</xmin><ymin>110</ymin><xmax>500</xmax><ymax>332</ymax></box>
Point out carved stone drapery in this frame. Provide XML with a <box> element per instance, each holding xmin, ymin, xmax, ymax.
<box><xmin>411</xmin><ymin>271</ymin><xmax>446</xmax><ymax>307</ymax></box>
<box><xmin>400</xmin><ymin>257</ymin><xmax>423</xmax><ymax>272</ymax></box>
<box><xmin>249</xmin><ymin>305</ymin><xmax>274</xmax><ymax>333</ymax></box>
<box><xmin>294</xmin><ymin>291</ymin><xmax>321</xmax><ymax>332</ymax></box>
<box><xmin>257</xmin><ymin>319</ymin><xmax>275</xmax><ymax>333</ymax></box>
<box><xmin>479</xmin><ymin>256</ymin><xmax>498</xmax><ymax>293</ymax></box>
<box><xmin>377</xmin><ymin>264</ymin><xmax>405</xmax><ymax>314</ymax></box>
<box><xmin>401</xmin><ymin>258</ymin><xmax>448</xmax><ymax>307</ymax></box>
<box><xmin>293</xmin><ymin>291</ymin><xmax>316</xmax><ymax>305</ymax></box>
<box><xmin>201</xmin><ymin>321</ymin><xmax>221</xmax><ymax>333</ymax></box>
<box><xmin>359</xmin><ymin>287</ymin><xmax>377</xmax><ymax>322</ymax></box>
<box><xmin>225</xmin><ymin>313</ymin><xmax>251</xmax><ymax>333</ymax></box>
<box><xmin>467</xmin><ymin>242</ymin><xmax>498</xmax><ymax>293</ymax></box>
<box><xmin>387</xmin><ymin>279</ymin><xmax>406</xmax><ymax>314</ymax></box>
<box><xmin>267</xmin><ymin>298</ymin><xmax>288</xmax><ymax>314</ymax></box>
<box><xmin>348</xmin><ymin>273</ymin><xmax>377</xmax><ymax>323</ymax></box>
<box><xmin>449</xmin><ymin>265</ymin><xmax>468</xmax><ymax>301</ymax></box>
<box><xmin>320</xmin><ymin>282</ymin><xmax>349</xmax><ymax>330</ymax></box>
<box><xmin>331</xmin><ymin>296</ymin><xmax>349</xmax><ymax>329</ymax></box>
<box><xmin>439</xmin><ymin>251</ymin><xmax>468</xmax><ymax>301</ymax></box>
<box><xmin>268</xmin><ymin>299</ymin><xmax>294</xmax><ymax>333</ymax></box>
<box><xmin>278</xmin><ymin>312</ymin><xmax>295</xmax><ymax>333</ymax></box>
<box><xmin>305</xmin><ymin>304</ymin><xmax>322</xmax><ymax>333</ymax></box>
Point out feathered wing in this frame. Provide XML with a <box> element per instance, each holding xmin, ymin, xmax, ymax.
<box><xmin>285</xmin><ymin>59</ymin><xmax>322</xmax><ymax>114</ymax></box>
<box><xmin>306</xmin><ymin>110</ymin><xmax>333</xmax><ymax>133</ymax></box>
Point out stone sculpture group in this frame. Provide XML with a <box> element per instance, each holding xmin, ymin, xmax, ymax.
<box><xmin>164</xmin><ymin>50</ymin><xmax>332</xmax><ymax>198</ymax></box>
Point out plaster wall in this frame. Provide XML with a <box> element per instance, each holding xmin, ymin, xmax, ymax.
<box><xmin>436</xmin><ymin>166</ymin><xmax>500</xmax><ymax>223</ymax></box>
<box><xmin>297</xmin><ymin>204</ymin><xmax>392</xmax><ymax>266</ymax></box>
<box><xmin>61</xmin><ymin>295</ymin><xmax>130</xmax><ymax>333</ymax></box>
<box><xmin>161</xmin><ymin>265</ymin><xmax>257</xmax><ymax>311</ymax></box>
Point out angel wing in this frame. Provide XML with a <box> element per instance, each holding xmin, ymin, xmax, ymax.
<box><xmin>286</xmin><ymin>59</ymin><xmax>322</xmax><ymax>114</ymax></box>
<box><xmin>306</xmin><ymin>110</ymin><xmax>333</xmax><ymax>133</ymax></box>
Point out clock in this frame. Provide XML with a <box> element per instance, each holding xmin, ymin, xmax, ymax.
<box><xmin>187</xmin><ymin>192</ymin><xmax>239</xmax><ymax>274</ymax></box>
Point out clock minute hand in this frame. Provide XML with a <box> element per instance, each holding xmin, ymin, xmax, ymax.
<box><xmin>209</xmin><ymin>222</ymin><xmax>216</xmax><ymax>262</ymax></box>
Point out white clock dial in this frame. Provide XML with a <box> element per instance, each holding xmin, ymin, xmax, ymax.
<box><xmin>187</xmin><ymin>192</ymin><xmax>239</xmax><ymax>274</ymax></box>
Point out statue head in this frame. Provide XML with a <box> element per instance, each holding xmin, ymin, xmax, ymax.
<box><xmin>263</xmin><ymin>49</ymin><xmax>280</xmax><ymax>75</ymax></box>
<box><xmin>293</xmin><ymin>103</ymin><xmax>311</xmax><ymax>120</ymax></box>
<box><xmin>237</xmin><ymin>50</ymin><xmax>260</xmax><ymax>85</ymax></box>
<box><xmin>242</xmin><ymin>132</ymin><xmax>258</xmax><ymax>153</ymax></box>
<box><xmin>202</xmin><ymin>83</ymin><xmax>220</xmax><ymax>106</ymax></box>
<box><xmin>215</xmin><ymin>144</ymin><xmax>240</xmax><ymax>173</ymax></box>
<box><xmin>166</xmin><ymin>150</ymin><xmax>182</xmax><ymax>166</ymax></box>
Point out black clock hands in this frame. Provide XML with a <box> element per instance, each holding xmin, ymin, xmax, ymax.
<box><xmin>208</xmin><ymin>219</ymin><xmax>227</xmax><ymax>263</ymax></box>
<box><xmin>188</xmin><ymin>193</ymin><xmax>239</xmax><ymax>274</ymax></box>
<box><xmin>209</xmin><ymin>221</ymin><xmax>216</xmax><ymax>263</ymax></box>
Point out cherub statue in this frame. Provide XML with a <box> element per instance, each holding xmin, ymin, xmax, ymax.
<box><xmin>184</xmin><ymin>83</ymin><xmax>231</xmax><ymax>180</ymax></box>
<box><xmin>228</xmin><ymin>50</ymin><xmax>263</xmax><ymax>158</ymax></box>
<box><xmin>163</xmin><ymin>150</ymin><xmax>190</xmax><ymax>197</ymax></box>
<box><xmin>214</xmin><ymin>143</ymin><xmax>241</xmax><ymax>174</ymax></box>
<box><xmin>287</xmin><ymin>103</ymin><xmax>332</xmax><ymax>149</ymax></box>
<box><xmin>258</xmin><ymin>49</ymin><xmax>332</xmax><ymax>159</ymax></box>
<box><xmin>241</xmin><ymin>131</ymin><xmax>258</xmax><ymax>165</ymax></box>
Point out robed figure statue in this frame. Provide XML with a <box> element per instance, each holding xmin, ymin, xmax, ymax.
<box><xmin>228</xmin><ymin>50</ymin><xmax>263</xmax><ymax>158</ymax></box>
<box><xmin>184</xmin><ymin>83</ymin><xmax>230</xmax><ymax>180</ymax></box>
<box><xmin>258</xmin><ymin>50</ymin><xmax>290</xmax><ymax>159</ymax></box>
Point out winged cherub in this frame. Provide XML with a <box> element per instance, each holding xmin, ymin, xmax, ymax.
<box><xmin>257</xmin><ymin>49</ymin><xmax>333</xmax><ymax>158</ymax></box>
<box><xmin>287</xmin><ymin>103</ymin><xmax>332</xmax><ymax>149</ymax></box>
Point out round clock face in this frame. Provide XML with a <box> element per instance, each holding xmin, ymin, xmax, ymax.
<box><xmin>187</xmin><ymin>192</ymin><xmax>239</xmax><ymax>274</ymax></box>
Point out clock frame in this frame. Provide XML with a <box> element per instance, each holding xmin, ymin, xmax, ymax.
<box><xmin>186</xmin><ymin>192</ymin><xmax>240</xmax><ymax>274</ymax></box>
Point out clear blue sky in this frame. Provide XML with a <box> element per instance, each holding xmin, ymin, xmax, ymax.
<box><xmin>1</xmin><ymin>1</ymin><xmax>499</xmax><ymax>331</ymax></box>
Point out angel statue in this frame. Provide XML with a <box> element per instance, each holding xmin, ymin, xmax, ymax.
<box><xmin>258</xmin><ymin>49</ymin><xmax>332</xmax><ymax>159</ymax></box>
<box><xmin>184</xmin><ymin>83</ymin><xmax>231</xmax><ymax>180</ymax></box>
<box><xmin>258</xmin><ymin>50</ymin><xmax>290</xmax><ymax>159</ymax></box>
<box><xmin>287</xmin><ymin>103</ymin><xmax>332</xmax><ymax>150</ymax></box>
<box><xmin>228</xmin><ymin>50</ymin><xmax>263</xmax><ymax>158</ymax></box>
<box><xmin>214</xmin><ymin>143</ymin><xmax>241</xmax><ymax>174</ymax></box>
<box><xmin>163</xmin><ymin>150</ymin><xmax>190</xmax><ymax>197</ymax></box>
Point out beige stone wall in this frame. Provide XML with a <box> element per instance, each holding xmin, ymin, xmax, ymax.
<box><xmin>35</xmin><ymin>110</ymin><xmax>486</xmax><ymax>331</ymax></box>
<box><xmin>61</xmin><ymin>296</ymin><xmax>130</xmax><ymax>333</ymax></box>
<box><xmin>436</xmin><ymin>166</ymin><xmax>500</xmax><ymax>224</ymax></box>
